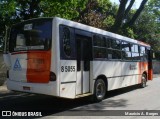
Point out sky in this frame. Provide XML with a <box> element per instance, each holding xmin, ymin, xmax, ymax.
<box><xmin>112</xmin><ymin>0</ymin><xmax>142</xmax><ymax>9</ymax></box>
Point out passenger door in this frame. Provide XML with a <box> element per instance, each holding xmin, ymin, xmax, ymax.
<box><xmin>76</xmin><ymin>33</ymin><xmax>92</xmax><ymax>95</ymax></box>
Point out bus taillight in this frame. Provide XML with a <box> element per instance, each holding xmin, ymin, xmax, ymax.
<box><xmin>50</xmin><ymin>72</ymin><xmax>56</xmax><ymax>81</ymax></box>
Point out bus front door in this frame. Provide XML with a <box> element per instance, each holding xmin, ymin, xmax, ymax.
<box><xmin>76</xmin><ymin>35</ymin><xmax>92</xmax><ymax>95</ymax></box>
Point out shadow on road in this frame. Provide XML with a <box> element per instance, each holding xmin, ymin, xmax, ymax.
<box><xmin>0</xmin><ymin>84</ymin><xmax>140</xmax><ymax>116</ymax></box>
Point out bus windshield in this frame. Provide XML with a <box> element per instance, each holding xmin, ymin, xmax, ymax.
<box><xmin>9</xmin><ymin>19</ymin><xmax>52</xmax><ymax>52</ymax></box>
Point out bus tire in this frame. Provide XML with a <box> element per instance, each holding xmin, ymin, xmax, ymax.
<box><xmin>92</xmin><ymin>78</ymin><xmax>106</xmax><ymax>102</ymax></box>
<box><xmin>140</xmin><ymin>74</ymin><xmax>147</xmax><ymax>88</ymax></box>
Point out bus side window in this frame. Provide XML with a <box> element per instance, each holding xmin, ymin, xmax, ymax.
<box><xmin>121</xmin><ymin>41</ymin><xmax>132</xmax><ymax>60</ymax></box>
<box><xmin>63</xmin><ymin>27</ymin><xmax>71</xmax><ymax>57</ymax></box>
<box><xmin>131</xmin><ymin>44</ymin><xmax>140</xmax><ymax>61</ymax></box>
<box><xmin>59</xmin><ymin>25</ymin><xmax>75</xmax><ymax>60</ymax></box>
<box><xmin>140</xmin><ymin>46</ymin><xmax>147</xmax><ymax>61</ymax></box>
<box><xmin>93</xmin><ymin>35</ymin><xmax>107</xmax><ymax>59</ymax></box>
<box><xmin>107</xmin><ymin>38</ymin><xmax>121</xmax><ymax>60</ymax></box>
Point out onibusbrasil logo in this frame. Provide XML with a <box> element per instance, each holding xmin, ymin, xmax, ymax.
<box><xmin>1</xmin><ymin>111</ymin><xmax>42</xmax><ymax>117</ymax></box>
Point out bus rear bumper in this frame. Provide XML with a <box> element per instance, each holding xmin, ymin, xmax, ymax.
<box><xmin>6</xmin><ymin>79</ymin><xmax>58</xmax><ymax>96</ymax></box>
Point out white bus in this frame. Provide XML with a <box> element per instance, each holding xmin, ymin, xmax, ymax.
<box><xmin>3</xmin><ymin>17</ymin><xmax>153</xmax><ymax>101</ymax></box>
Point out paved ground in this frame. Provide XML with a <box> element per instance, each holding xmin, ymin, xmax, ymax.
<box><xmin>0</xmin><ymin>51</ymin><xmax>160</xmax><ymax>118</ymax></box>
<box><xmin>0</xmin><ymin>77</ymin><xmax>160</xmax><ymax>119</ymax></box>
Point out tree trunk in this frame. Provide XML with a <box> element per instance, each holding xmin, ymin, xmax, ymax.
<box><xmin>125</xmin><ymin>0</ymin><xmax>148</xmax><ymax>27</ymax></box>
<box><xmin>112</xmin><ymin>0</ymin><xmax>128</xmax><ymax>32</ymax></box>
<box><xmin>124</xmin><ymin>0</ymin><xmax>135</xmax><ymax>18</ymax></box>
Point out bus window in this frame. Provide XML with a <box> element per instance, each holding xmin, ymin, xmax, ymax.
<box><xmin>93</xmin><ymin>35</ymin><xmax>106</xmax><ymax>47</ymax></box>
<box><xmin>16</xmin><ymin>34</ymin><xmax>26</xmax><ymax>48</ymax></box>
<box><xmin>63</xmin><ymin>27</ymin><xmax>71</xmax><ymax>57</ymax></box>
<box><xmin>94</xmin><ymin>47</ymin><xmax>107</xmax><ymax>58</ymax></box>
<box><xmin>140</xmin><ymin>46</ymin><xmax>148</xmax><ymax>61</ymax></box>
<box><xmin>9</xmin><ymin>19</ymin><xmax>52</xmax><ymax>52</ymax></box>
<box><xmin>59</xmin><ymin>25</ymin><xmax>76</xmax><ymax>60</ymax></box>
<box><xmin>121</xmin><ymin>41</ymin><xmax>132</xmax><ymax>60</ymax></box>
<box><xmin>106</xmin><ymin>38</ymin><xmax>121</xmax><ymax>60</ymax></box>
<box><xmin>140</xmin><ymin>46</ymin><xmax>146</xmax><ymax>54</ymax></box>
<box><xmin>122</xmin><ymin>41</ymin><xmax>130</xmax><ymax>51</ymax></box>
<box><xmin>111</xmin><ymin>39</ymin><xmax>121</xmax><ymax>50</ymax></box>
<box><xmin>131</xmin><ymin>44</ymin><xmax>140</xmax><ymax>61</ymax></box>
<box><xmin>107</xmin><ymin>49</ymin><xmax>121</xmax><ymax>60</ymax></box>
<box><xmin>93</xmin><ymin>35</ymin><xmax>107</xmax><ymax>59</ymax></box>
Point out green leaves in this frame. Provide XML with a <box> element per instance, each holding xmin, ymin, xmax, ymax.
<box><xmin>40</xmin><ymin>0</ymin><xmax>87</xmax><ymax>19</ymax></box>
<box><xmin>0</xmin><ymin>0</ymin><xmax>159</xmax><ymax>50</ymax></box>
<box><xmin>133</xmin><ymin>0</ymin><xmax>160</xmax><ymax>50</ymax></box>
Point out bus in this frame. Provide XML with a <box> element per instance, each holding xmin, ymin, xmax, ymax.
<box><xmin>3</xmin><ymin>17</ymin><xmax>153</xmax><ymax>102</ymax></box>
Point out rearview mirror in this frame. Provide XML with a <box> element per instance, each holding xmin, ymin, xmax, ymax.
<box><xmin>0</xmin><ymin>36</ymin><xmax>4</xmax><ymax>52</ymax></box>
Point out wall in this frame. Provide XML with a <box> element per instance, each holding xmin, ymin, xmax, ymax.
<box><xmin>152</xmin><ymin>60</ymin><xmax>160</xmax><ymax>74</ymax></box>
<box><xmin>0</xmin><ymin>53</ymin><xmax>7</xmax><ymax>86</ymax></box>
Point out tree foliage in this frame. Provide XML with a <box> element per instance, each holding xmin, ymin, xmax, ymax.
<box><xmin>40</xmin><ymin>0</ymin><xmax>88</xmax><ymax>20</ymax></box>
<box><xmin>16</xmin><ymin>0</ymin><xmax>42</xmax><ymax>20</ymax></box>
<box><xmin>0</xmin><ymin>0</ymin><xmax>16</xmax><ymax>36</ymax></box>
<box><xmin>0</xmin><ymin>0</ymin><xmax>159</xmax><ymax>50</ymax></box>
<box><xmin>112</xmin><ymin>0</ymin><xmax>148</xmax><ymax>32</ymax></box>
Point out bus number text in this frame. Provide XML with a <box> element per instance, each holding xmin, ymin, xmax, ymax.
<box><xmin>61</xmin><ymin>66</ymin><xmax>75</xmax><ymax>72</ymax></box>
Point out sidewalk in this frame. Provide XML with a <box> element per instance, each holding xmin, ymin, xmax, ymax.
<box><xmin>153</xmin><ymin>74</ymin><xmax>160</xmax><ymax>78</ymax></box>
<box><xmin>0</xmin><ymin>85</ymin><xmax>9</xmax><ymax>94</ymax></box>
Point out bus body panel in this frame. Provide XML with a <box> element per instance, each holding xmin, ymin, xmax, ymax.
<box><xmin>9</xmin><ymin>51</ymin><xmax>51</xmax><ymax>83</ymax></box>
<box><xmin>148</xmin><ymin>69</ymin><xmax>153</xmax><ymax>80</ymax></box>
<box><xmin>54</xmin><ymin>17</ymin><xmax>150</xmax><ymax>47</ymax></box>
<box><xmin>10</xmin><ymin>53</ymin><xmax>27</xmax><ymax>82</ymax></box>
<box><xmin>4</xmin><ymin>17</ymin><xmax>152</xmax><ymax>99</ymax></box>
<box><xmin>3</xmin><ymin>53</ymin><xmax>11</xmax><ymax>68</ymax></box>
<box><xmin>50</xmin><ymin>18</ymin><xmax>60</xmax><ymax>97</ymax></box>
<box><xmin>7</xmin><ymin>80</ymin><xmax>57</xmax><ymax>96</ymax></box>
<box><xmin>5</xmin><ymin>18</ymin><xmax>60</xmax><ymax>97</ymax></box>
<box><xmin>92</xmin><ymin>61</ymin><xmax>122</xmax><ymax>78</ymax></box>
<box><xmin>92</xmin><ymin>61</ymin><xmax>149</xmax><ymax>91</ymax></box>
<box><xmin>59</xmin><ymin>60</ymin><xmax>76</xmax><ymax>98</ymax></box>
<box><xmin>27</xmin><ymin>50</ymin><xmax>51</xmax><ymax>83</ymax></box>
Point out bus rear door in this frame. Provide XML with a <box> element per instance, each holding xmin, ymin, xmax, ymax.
<box><xmin>76</xmin><ymin>30</ymin><xmax>92</xmax><ymax>95</ymax></box>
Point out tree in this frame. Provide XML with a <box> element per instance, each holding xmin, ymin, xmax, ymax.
<box><xmin>40</xmin><ymin>0</ymin><xmax>88</xmax><ymax>20</ymax></box>
<box><xmin>74</xmin><ymin>0</ymin><xmax>113</xmax><ymax>29</ymax></box>
<box><xmin>112</xmin><ymin>0</ymin><xmax>148</xmax><ymax>32</ymax></box>
<box><xmin>16</xmin><ymin>0</ymin><xmax>42</xmax><ymax>20</ymax></box>
<box><xmin>0</xmin><ymin>0</ymin><xmax>16</xmax><ymax>37</ymax></box>
<box><xmin>133</xmin><ymin>0</ymin><xmax>160</xmax><ymax>50</ymax></box>
<box><xmin>125</xmin><ymin>0</ymin><xmax>148</xmax><ymax>27</ymax></box>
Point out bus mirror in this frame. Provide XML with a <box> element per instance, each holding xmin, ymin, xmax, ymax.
<box><xmin>0</xmin><ymin>36</ymin><xmax>3</xmax><ymax>52</ymax></box>
<box><xmin>153</xmin><ymin>52</ymin><xmax>155</xmax><ymax>59</ymax></box>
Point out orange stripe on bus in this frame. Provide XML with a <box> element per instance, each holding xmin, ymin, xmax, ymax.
<box><xmin>148</xmin><ymin>69</ymin><xmax>153</xmax><ymax>80</ymax></box>
<box><xmin>138</xmin><ymin>62</ymin><xmax>148</xmax><ymax>83</ymax></box>
<box><xmin>27</xmin><ymin>50</ymin><xmax>51</xmax><ymax>83</ymax></box>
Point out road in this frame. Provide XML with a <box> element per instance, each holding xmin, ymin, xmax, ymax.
<box><xmin>0</xmin><ymin>77</ymin><xmax>160</xmax><ymax>119</ymax></box>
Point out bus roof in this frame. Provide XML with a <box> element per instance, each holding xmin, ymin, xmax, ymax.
<box><xmin>11</xmin><ymin>17</ymin><xmax>150</xmax><ymax>47</ymax></box>
<box><xmin>54</xmin><ymin>17</ymin><xmax>150</xmax><ymax>47</ymax></box>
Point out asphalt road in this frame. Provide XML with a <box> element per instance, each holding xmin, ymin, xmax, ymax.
<box><xmin>0</xmin><ymin>77</ymin><xmax>160</xmax><ymax>119</ymax></box>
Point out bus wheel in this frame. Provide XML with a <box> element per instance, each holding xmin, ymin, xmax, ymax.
<box><xmin>140</xmin><ymin>74</ymin><xmax>147</xmax><ymax>88</ymax></box>
<box><xmin>92</xmin><ymin>79</ymin><xmax>106</xmax><ymax>102</ymax></box>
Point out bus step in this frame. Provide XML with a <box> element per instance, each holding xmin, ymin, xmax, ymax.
<box><xmin>76</xmin><ymin>93</ymin><xmax>92</xmax><ymax>98</ymax></box>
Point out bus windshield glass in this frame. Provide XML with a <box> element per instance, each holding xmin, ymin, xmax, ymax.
<box><xmin>9</xmin><ymin>19</ymin><xmax>52</xmax><ymax>52</ymax></box>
